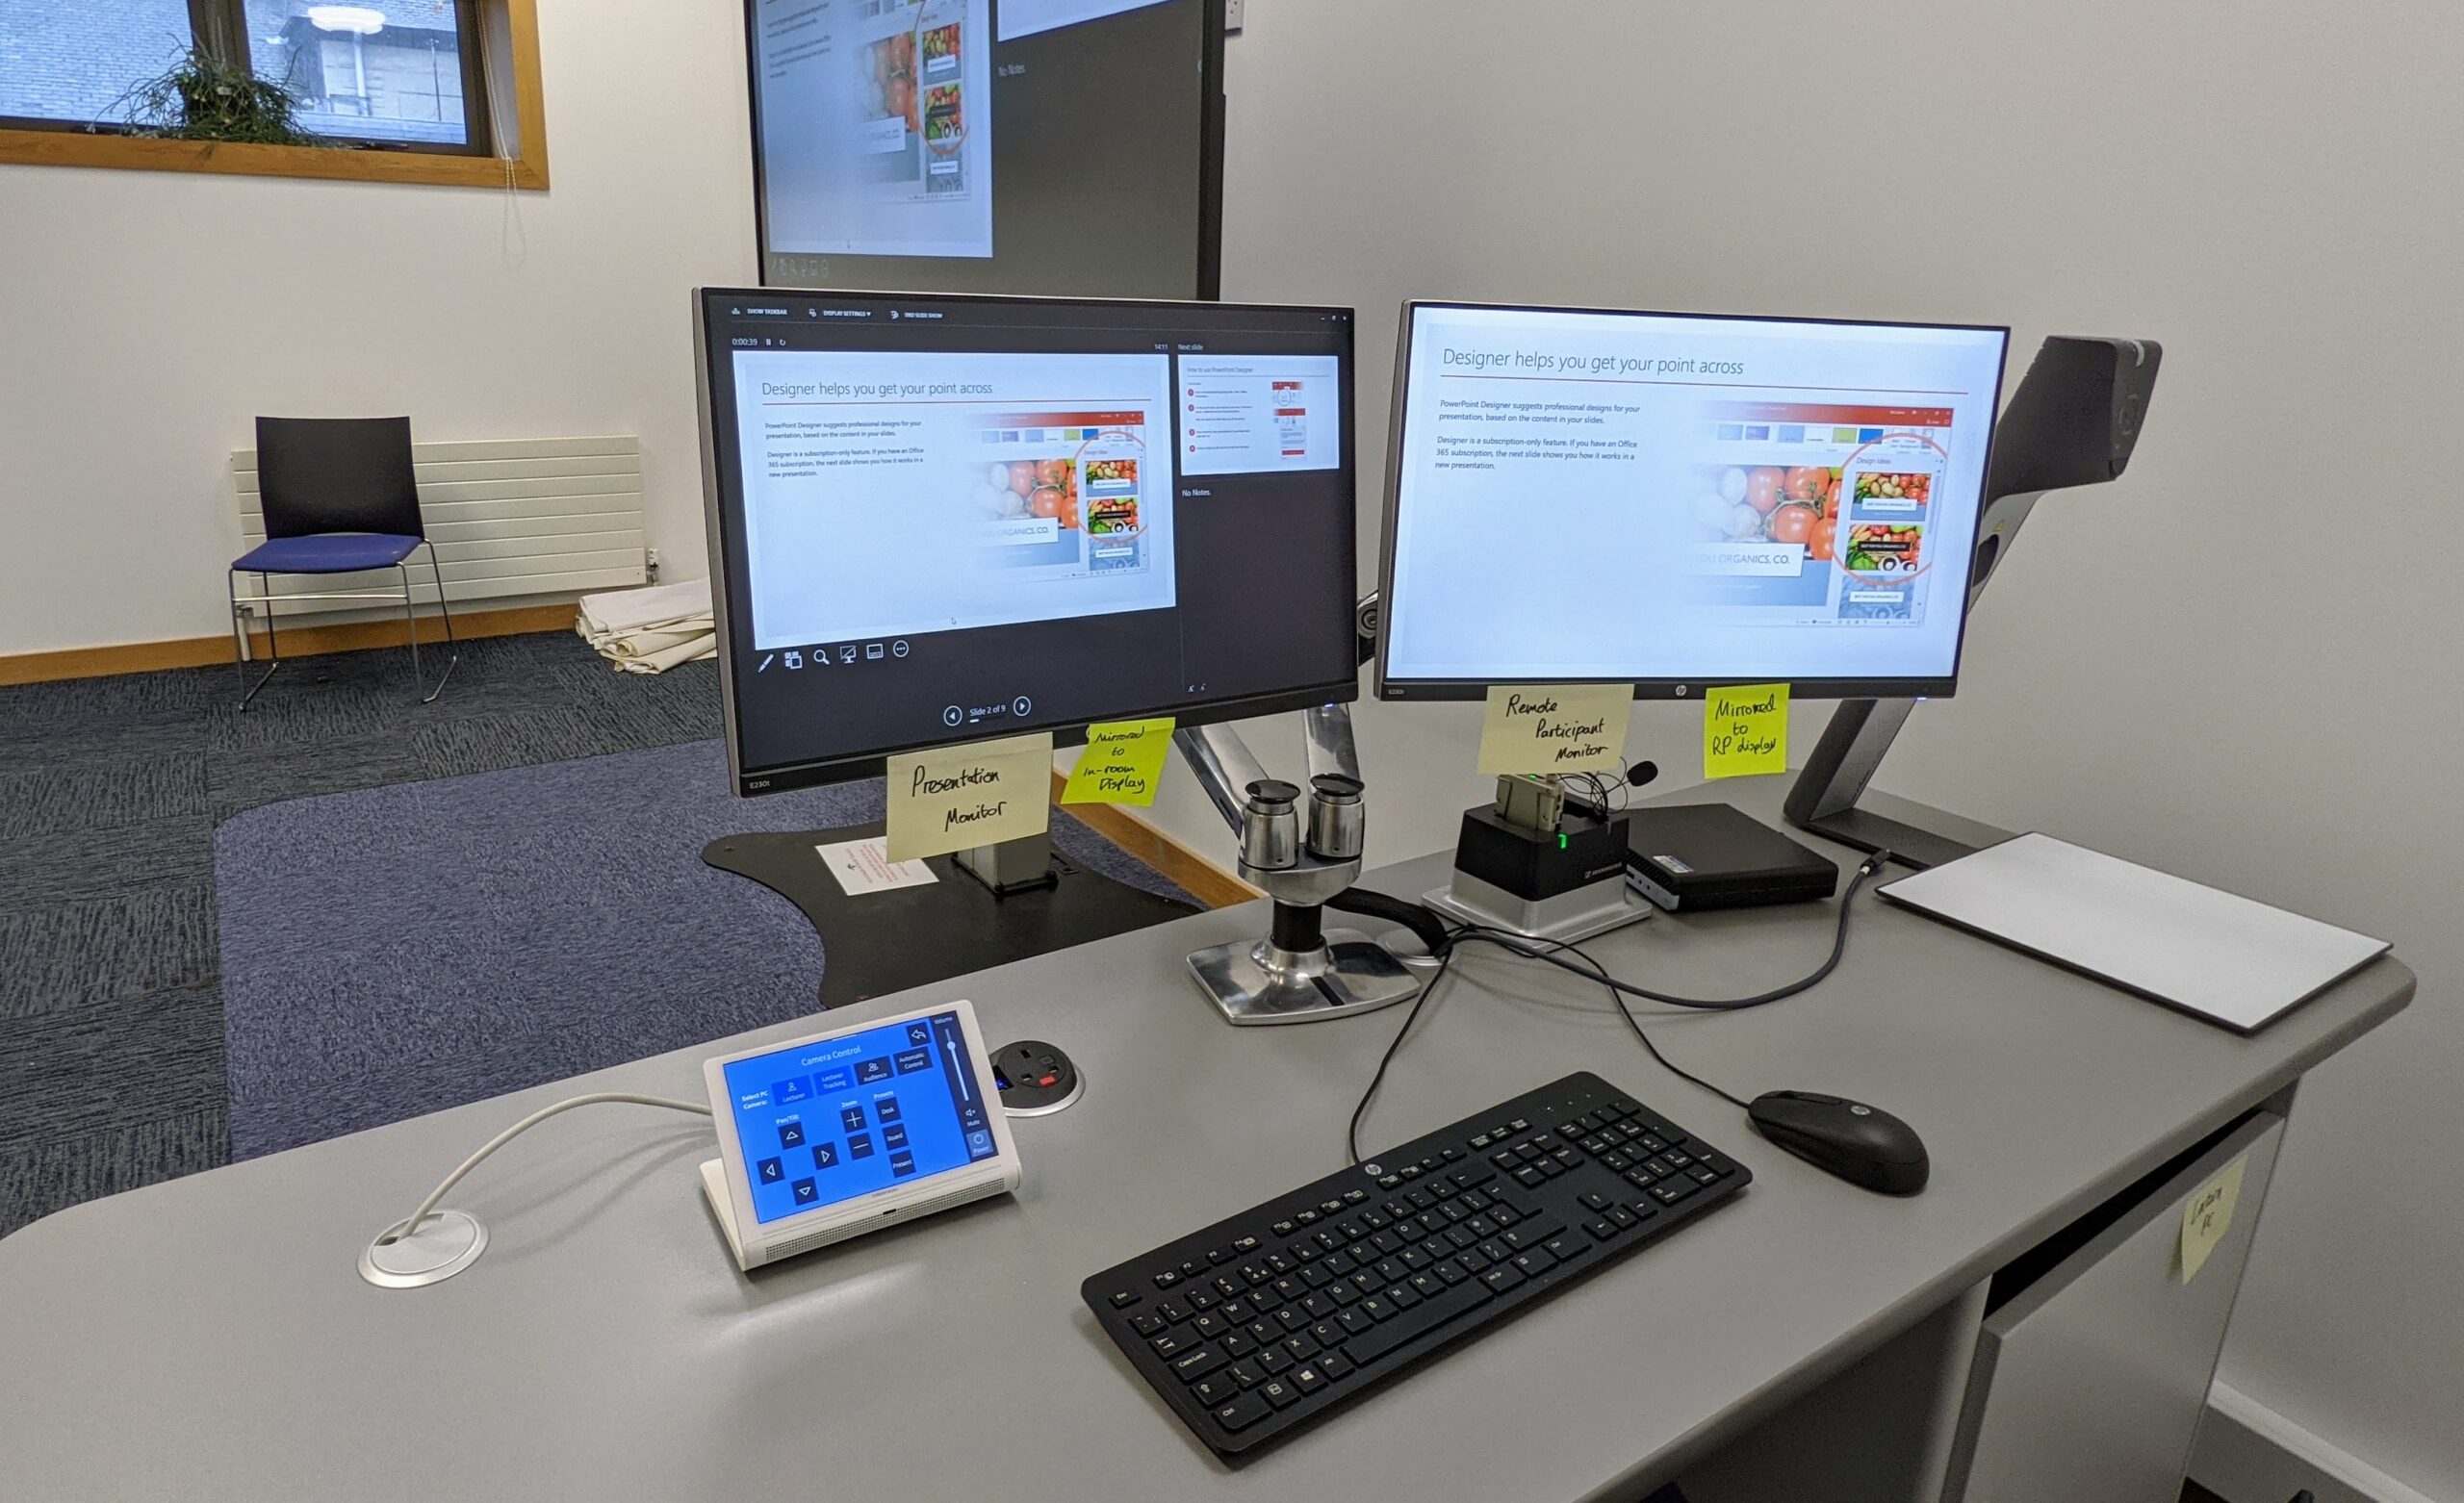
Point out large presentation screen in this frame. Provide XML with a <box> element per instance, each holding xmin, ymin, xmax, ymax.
<box><xmin>745</xmin><ymin>0</ymin><xmax>1221</xmax><ymax>297</ymax></box>
<box><xmin>696</xmin><ymin>289</ymin><xmax>1359</xmax><ymax>794</ymax></box>
<box><xmin>1377</xmin><ymin>304</ymin><xmax>2011</xmax><ymax>700</ymax></box>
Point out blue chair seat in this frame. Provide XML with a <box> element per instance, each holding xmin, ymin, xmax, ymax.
<box><xmin>234</xmin><ymin>533</ymin><xmax>425</xmax><ymax>574</ymax></box>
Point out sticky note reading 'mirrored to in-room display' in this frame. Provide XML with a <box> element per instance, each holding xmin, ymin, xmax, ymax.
<box><xmin>1063</xmin><ymin>719</ymin><xmax>1174</xmax><ymax>806</ymax></box>
<box><xmin>886</xmin><ymin>732</ymin><xmax>1053</xmax><ymax>862</ymax></box>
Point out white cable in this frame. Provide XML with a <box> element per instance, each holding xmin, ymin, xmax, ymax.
<box><xmin>386</xmin><ymin>1093</ymin><xmax>712</xmax><ymax>1244</ymax></box>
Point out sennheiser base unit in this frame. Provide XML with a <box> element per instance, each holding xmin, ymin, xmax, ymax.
<box><xmin>1425</xmin><ymin>789</ymin><xmax>1654</xmax><ymax>944</ymax></box>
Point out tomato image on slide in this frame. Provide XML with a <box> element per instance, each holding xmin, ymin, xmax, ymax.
<box><xmin>1843</xmin><ymin>522</ymin><xmax>1923</xmax><ymax>574</ymax></box>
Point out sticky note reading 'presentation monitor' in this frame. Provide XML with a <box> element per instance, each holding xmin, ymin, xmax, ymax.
<box><xmin>886</xmin><ymin>732</ymin><xmax>1054</xmax><ymax>862</ymax></box>
<box><xmin>1704</xmin><ymin>683</ymin><xmax>1788</xmax><ymax>779</ymax></box>
<box><xmin>1063</xmin><ymin>719</ymin><xmax>1174</xmax><ymax>807</ymax></box>
<box><xmin>1476</xmin><ymin>685</ymin><xmax>1633</xmax><ymax>777</ymax></box>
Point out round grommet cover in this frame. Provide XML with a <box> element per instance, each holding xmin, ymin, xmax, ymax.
<box><xmin>992</xmin><ymin>1040</ymin><xmax>1083</xmax><ymax>1117</ymax></box>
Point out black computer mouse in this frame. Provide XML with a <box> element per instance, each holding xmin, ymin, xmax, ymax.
<box><xmin>1748</xmin><ymin>1091</ymin><xmax>1929</xmax><ymax>1196</ymax></box>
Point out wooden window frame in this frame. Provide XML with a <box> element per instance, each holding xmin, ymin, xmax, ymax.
<box><xmin>0</xmin><ymin>0</ymin><xmax>549</xmax><ymax>190</ymax></box>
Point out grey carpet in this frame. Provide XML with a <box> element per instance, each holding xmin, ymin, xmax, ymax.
<box><xmin>3</xmin><ymin>632</ymin><xmax>1179</xmax><ymax>1235</ymax></box>
<box><xmin>213</xmin><ymin>740</ymin><xmax>1194</xmax><ymax>1159</ymax></box>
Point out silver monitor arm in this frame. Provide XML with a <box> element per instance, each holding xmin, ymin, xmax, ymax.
<box><xmin>1173</xmin><ymin>703</ymin><xmax>1423</xmax><ymax>1026</ymax></box>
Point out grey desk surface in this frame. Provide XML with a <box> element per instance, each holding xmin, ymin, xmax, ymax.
<box><xmin>0</xmin><ymin>780</ymin><xmax>2415</xmax><ymax>1503</ymax></box>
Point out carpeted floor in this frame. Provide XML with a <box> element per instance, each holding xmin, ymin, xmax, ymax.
<box><xmin>213</xmin><ymin>738</ymin><xmax>1192</xmax><ymax>1159</ymax></box>
<box><xmin>3</xmin><ymin>633</ymin><xmax>762</xmax><ymax>1236</ymax></box>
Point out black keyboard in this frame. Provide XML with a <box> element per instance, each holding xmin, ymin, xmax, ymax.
<box><xmin>1081</xmin><ymin>1071</ymin><xmax>1750</xmax><ymax>1456</ymax></box>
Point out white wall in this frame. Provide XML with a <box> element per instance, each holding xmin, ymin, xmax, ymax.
<box><xmin>0</xmin><ymin>0</ymin><xmax>754</xmax><ymax>655</ymax></box>
<box><xmin>1181</xmin><ymin>2</ymin><xmax>2459</xmax><ymax>1494</ymax></box>
<box><xmin>4</xmin><ymin>0</ymin><xmax>2456</xmax><ymax>1490</ymax></box>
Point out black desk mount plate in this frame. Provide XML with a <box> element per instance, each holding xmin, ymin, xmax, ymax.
<box><xmin>703</xmin><ymin>822</ymin><xmax>1199</xmax><ymax>1008</ymax></box>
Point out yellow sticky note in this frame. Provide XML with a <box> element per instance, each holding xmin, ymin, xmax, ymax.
<box><xmin>2180</xmin><ymin>1157</ymin><xmax>2246</xmax><ymax>1283</ymax></box>
<box><xmin>1063</xmin><ymin>718</ymin><xmax>1175</xmax><ymax>807</ymax></box>
<box><xmin>1476</xmin><ymin>685</ymin><xmax>1632</xmax><ymax>776</ymax></box>
<box><xmin>886</xmin><ymin>731</ymin><xmax>1053</xmax><ymax>862</ymax></box>
<box><xmin>1704</xmin><ymin>683</ymin><xmax>1788</xmax><ymax>779</ymax></box>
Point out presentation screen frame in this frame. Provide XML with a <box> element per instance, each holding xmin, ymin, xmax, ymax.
<box><xmin>1373</xmin><ymin>300</ymin><xmax>2012</xmax><ymax>703</ymax></box>
<box><xmin>741</xmin><ymin>0</ymin><xmax>1227</xmax><ymax>300</ymax></box>
<box><xmin>694</xmin><ymin>286</ymin><xmax>1361</xmax><ymax>797</ymax></box>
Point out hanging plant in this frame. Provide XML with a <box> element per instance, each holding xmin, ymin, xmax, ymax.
<box><xmin>112</xmin><ymin>46</ymin><xmax>337</xmax><ymax>147</ymax></box>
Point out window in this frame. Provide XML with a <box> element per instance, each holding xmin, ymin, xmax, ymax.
<box><xmin>0</xmin><ymin>0</ymin><xmax>491</xmax><ymax>153</ymax></box>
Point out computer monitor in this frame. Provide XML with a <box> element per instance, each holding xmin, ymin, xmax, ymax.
<box><xmin>745</xmin><ymin>0</ymin><xmax>1224</xmax><ymax>298</ymax></box>
<box><xmin>695</xmin><ymin>288</ymin><xmax>1360</xmax><ymax>796</ymax></box>
<box><xmin>1375</xmin><ymin>302</ymin><xmax>2012</xmax><ymax>701</ymax></box>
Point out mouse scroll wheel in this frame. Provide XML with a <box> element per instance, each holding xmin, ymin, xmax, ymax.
<box><xmin>1849</xmin><ymin>1105</ymin><xmax>1872</xmax><ymax>1116</ymax></box>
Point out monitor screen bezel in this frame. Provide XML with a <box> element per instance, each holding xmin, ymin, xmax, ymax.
<box><xmin>742</xmin><ymin>0</ymin><xmax>1227</xmax><ymax>299</ymax></box>
<box><xmin>695</xmin><ymin>286</ymin><xmax>1362</xmax><ymax>797</ymax></box>
<box><xmin>1373</xmin><ymin>299</ymin><xmax>2013</xmax><ymax>703</ymax></box>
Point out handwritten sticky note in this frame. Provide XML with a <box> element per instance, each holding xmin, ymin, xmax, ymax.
<box><xmin>1476</xmin><ymin>685</ymin><xmax>1632</xmax><ymax>776</ymax></box>
<box><xmin>1063</xmin><ymin>718</ymin><xmax>1174</xmax><ymax>806</ymax></box>
<box><xmin>2180</xmin><ymin>1157</ymin><xmax>2246</xmax><ymax>1283</ymax></box>
<box><xmin>1705</xmin><ymin>683</ymin><xmax>1788</xmax><ymax>779</ymax></box>
<box><xmin>886</xmin><ymin>731</ymin><xmax>1053</xmax><ymax>862</ymax></box>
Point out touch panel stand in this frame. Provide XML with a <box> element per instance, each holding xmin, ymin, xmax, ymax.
<box><xmin>1785</xmin><ymin>336</ymin><xmax>2163</xmax><ymax>869</ymax></box>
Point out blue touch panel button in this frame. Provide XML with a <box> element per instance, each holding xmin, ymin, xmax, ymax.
<box><xmin>875</xmin><ymin>1096</ymin><xmax>903</xmax><ymax>1124</ymax></box>
<box><xmin>840</xmin><ymin>1106</ymin><xmax>866</xmax><ymax>1134</ymax></box>
<box><xmin>856</xmin><ymin>1058</ymin><xmax>892</xmax><ymax>1084</ymax></box>
<box><xmin>779</xmin><ymin>1121</ymin><xmax>805</xmax><ymax>1149</ymax></box>
<box><xmin>757</xmin><ymin>1157</ymin><xmax>784</xmax><ymax>1184</ymax></box>
<box><xmin>889</xmin><ymin>1151</ymin><xmax>917</xmax><ymax>1178</ymax></box>
<box><xmin>791</xmin><ymin>1178</ymin><xmax>819</xmax><ymax>1205</ymax></box>
<box><xmin>907</xmin><ymin>1023</ymin><xmax>931</xmax><ymax>1047</ymax></box>
<box><xmin>848</xmin><ymin>1133</ymin><xmax>875</xmax><ymax>1159</ymax></box>
<box><xmin>884</xmin><ymin>1125</ymin><xmax>910</xmax><ymax>1150</ymax></box>
<box><xmin>894</xmin><ymin>1048</ymin><xmax>932</xmax><ymax>1074</ymax></box>
<box><xmin>816</xmin><ymin>1068</ymin><xmax>852</xmax><ymax>1092</ymax></box>
<box><xmin>774</xmin><ymin>1076</ymin><xmax>811</xmax><ymax>1105</ymax></box>
<box><xmin>812</xmin><ymin>1142</ymin><xmax>838</xmax><ymax>1169</ymax></box>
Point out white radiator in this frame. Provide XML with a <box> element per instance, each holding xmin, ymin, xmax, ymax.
<box><xmin>228</xmin><ymin>435</ymin><xmax>649</xmax><ymax>619</ymax></box>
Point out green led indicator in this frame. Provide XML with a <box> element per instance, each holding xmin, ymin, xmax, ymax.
<box><xmin>1557</xmin><ymin>833</ymin><xmax>1568</xmax><ymax>850</ymax></box>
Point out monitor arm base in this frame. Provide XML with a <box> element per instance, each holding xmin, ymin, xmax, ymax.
<box><xmin>1176</xmin><ymin>705</ymin><xmax>1424</xmax><ymax>1027</ymax></box>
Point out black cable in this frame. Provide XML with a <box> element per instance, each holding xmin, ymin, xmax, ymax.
<box><xmin>1441</xmin><ymin>853</ymin><xmax>1887</xmax><ymax>1012</ymax></box>
<box><xmin>1347</xmin><ymin>852</ymin><xmax>1889</xmax><ymax>1145</ymax></box>
<box><xmin>1346</xmin><ymin>944</ymin><xmax>1461</xmax><ymax>1166</ymax></box>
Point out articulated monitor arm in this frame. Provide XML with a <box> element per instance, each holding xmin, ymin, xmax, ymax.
<box><xmin>1784</xmin><ymin>335</ymin><xmax>2164</xmax><ymax>868</ymax></box>
<box><xmin>1171</xmin><ymin>703</ymin><xmax>1422</xmax><ymax>1026</ymax></box>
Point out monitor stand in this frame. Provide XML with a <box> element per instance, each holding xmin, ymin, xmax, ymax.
<box><xmin>702</xmin><ymin>825</ymin><xmax>1198</xmax><ymax>1009</ymax></box>
<box><xmin>1783</xmin><ymin>335</ymin><xmax>2163</xmax><ymax>870</ymax></box>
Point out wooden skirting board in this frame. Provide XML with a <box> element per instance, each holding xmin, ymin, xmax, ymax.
<box><xmin>0</xmin><ymin>603</ymin><xmax>580</xmax><ymax>687</ymax></box>
<box><xmin>1047</xmin><ymin>777</ymin><xmax>1258</xmax><ymax>910</ymax></box>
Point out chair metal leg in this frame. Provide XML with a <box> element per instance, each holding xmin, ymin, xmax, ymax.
<box><xmin>412</xmin><ymin>543</ymin><xmax>456</xmax><ymax>703</ymax></box>
<box><xmin>234</xmin><ymin>571</ymin><xmax>281</xmax><ymax>710</ymax></box>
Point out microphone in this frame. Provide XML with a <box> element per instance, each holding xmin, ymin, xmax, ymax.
<box><xmin>1627</xmin><ymin>760</ymin><xmax>1660</xmax><ymax>789</ymax></box>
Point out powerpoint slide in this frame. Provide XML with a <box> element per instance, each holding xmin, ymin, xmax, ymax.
<box><xmin>1383</xmin><ymin>306</ymin><xmax>2003</xmax><ymax>682</ymax></box>
<box><xmin>997</xmin><ymin>0</ymin><xmax>1172</xmax><ymax>41</ymax></box>
<box><xmin>1178</xmin><ymin>355</ymin><xmax>1343</xmax><ymax>477</ymax></box>
<box><xmin>732</xmin><ymin>349</ymin><xmax>1177</xmax><ymax>649</ymax></box>
<box><xmin>756</xmin><ymin>0</ymin><xmax>994</xmax><ymax>258</ymax></box>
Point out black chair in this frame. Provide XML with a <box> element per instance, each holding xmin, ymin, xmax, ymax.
<box><xmin>229</xmin><ymin>417</ymin><xmax>456</xmax><ymax>708</ymax></box>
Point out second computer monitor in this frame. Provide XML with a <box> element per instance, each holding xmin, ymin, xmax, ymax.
<box><xmin>696</xmin><ymin>289</ymin><xmax>1360</xmax><ymax>795</ymax></box>
<box><xmin>1376</xmin><ymin>302</ymin><xmax>2011</xmax><ymax>700</ymax></box>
